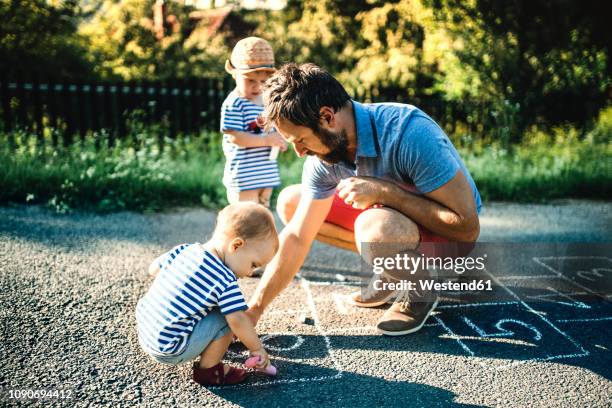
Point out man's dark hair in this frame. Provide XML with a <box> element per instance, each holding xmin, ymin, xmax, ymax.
<box><xmin>262</xmin><ymin>63</ymin><xmax>351</xmax><ymax>131</ymax></box>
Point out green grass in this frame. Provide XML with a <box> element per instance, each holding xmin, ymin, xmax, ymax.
<box><xmin>464</xmin><ymin>141</ymin><xmax>611</xmax><ymax>202</ymax></box>
<box><xmin>1</xmin><ymin>108</ymin><xmax>610</xmax><ymax>213</ymax></box>
<box><xmin>0</xmin><ymin>125</ymin><xmax>308</xmax><ymax>213</ymax></box>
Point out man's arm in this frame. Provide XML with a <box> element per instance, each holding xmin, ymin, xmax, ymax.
<box><xmin>247</xmin><ymin>194</ymin><xmax>334</xmax><ymax>323</ymax></box>
<box><xmin>338</xmin><ymin>170</ymin><xmax>479</xmax><ymax>242</ymax></box>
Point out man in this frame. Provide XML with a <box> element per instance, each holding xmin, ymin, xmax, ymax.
<box><xmin>246</xmin><ymin>63</ymin><xmax>481</xmax><ymax>336</ymax></box>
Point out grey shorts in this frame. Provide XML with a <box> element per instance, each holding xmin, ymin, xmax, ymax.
<box><xmin>149</xmin><ymin>309</ymin><xmax>231</xmax><ymax>365</ymax></box>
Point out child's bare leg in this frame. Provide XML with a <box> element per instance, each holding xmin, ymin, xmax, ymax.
<box><xmin>198</xmin><ymin>331</ymin><xmax>234</xmax><ymax>370</ymax></box>
<box><xmin>259</xmin><ymin>187</ymin><xmax>273</xmax><ymax>208</ymax></box>
<box><xmin>227</xmin><ymin>189</ymin><xmax>260</xmax><ymax>204</ymax></box>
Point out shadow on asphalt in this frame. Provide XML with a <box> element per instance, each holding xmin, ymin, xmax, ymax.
<box><xmin>210</xmin><ymin>360</ymin><xmax>485</xmax><ymax>408</ymax></box>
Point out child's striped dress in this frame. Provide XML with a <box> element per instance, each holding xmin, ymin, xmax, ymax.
<box><xmin>220</xmin><ymin>90</ymin><xmax>281</xmax><ymax>192</ymax></box>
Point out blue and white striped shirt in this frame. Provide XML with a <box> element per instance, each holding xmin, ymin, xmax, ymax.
<box><xmin>135</xmin><ymin>243</ymin><xmax>248</xmax><ymax>357</ymax></box>
<box><xmin>220</xmin><ymin>90</ymin><xmax>281</xmax><ymax>192</ymax></box>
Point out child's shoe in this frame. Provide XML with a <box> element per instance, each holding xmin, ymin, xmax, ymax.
<box><xmin>193</xmin><ymin>362</ymin><xmax>248</xmax><ymax>386</ymax></box>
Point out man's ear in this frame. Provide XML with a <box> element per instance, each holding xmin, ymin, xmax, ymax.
<box><xmin>229</xmin><ymin>237</ymin><xmax>244</xmax><ymax>252</ymax></box>
<box><xmin>319</xmin><ymin>106</ymin><xmax>336</xmax><ymax>129</ymax></box>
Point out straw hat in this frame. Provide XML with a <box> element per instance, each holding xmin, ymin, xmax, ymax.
<box><xmin>225</xmin><ymin>37</ymin><xmax>275</xmax><ymax>75</ymax></box>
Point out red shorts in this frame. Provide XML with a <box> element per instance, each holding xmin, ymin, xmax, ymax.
<box><xmin>325</xmin><ymin>192</ymin><xmax>470</xmax><ymax>258</ymax></box>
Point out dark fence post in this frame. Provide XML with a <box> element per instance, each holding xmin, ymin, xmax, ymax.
<box><xmin>118</xmin><ymin>81</ymin><xmax>128</xmax><ymax>140</ymax></box>
<box><xmin>91</xmin><ymin>82</ymin><xmax>101</xmax><ymax>142</ymax></box>
<box><xmin>184</xmin><ymin>78</ymin><xmax>193</xmax><ymax>135</ymax></box>
<box><xmin>108</xmin><ymin>81</ymin><xmax>119</xmax><ymax>147</ymax></box>
<box><xmin>76</xmin><ymin>80</ymin><xmax>87</xmax><ymax>140</ymax></box>
<box><xmin>61</xmin><ymin>81</ymin><xmax>73</xmax><ymax>146</ymax></box>
<box><xmin>99</xmin><ymin>82</ymin><xmax>111</xmax><ymax>148</ymax></box>
<box><xmin>203</xmin><ymin>78</ymin><xmax>212</xmax><ymax>129</ymax></box>
<box><xmin>15</xmin><ymin>76</ymin><xmax>27</xmax><ymax>131</ymax></box>
<box><xmin>0</xmin><ymin>76</ymin><xmax>15</xmax><ymax>147</ymax></box>
<box><xmin>190</xmin><ymin>77</ymin><xmax>201</xmax><ymax>134</ymax></box>
<box><xmin>1</xmin><ymin>78</ymin><xmax>13</xmax><ymax>134</ymax></box>
<box><xmin>82</xmin><ymin>82</ymin><xmax>93</xmax><ymax>140</ymax></box>
<box><xmin>32</xmin><ymin>76</ymin><xmax>44</xmax><ymax>144</ymax></box>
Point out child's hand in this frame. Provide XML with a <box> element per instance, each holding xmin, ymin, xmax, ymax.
<box><xmin>265</xmin><ymin>132</ymin><xmax>288</xmax><ymax>151</ymax></box>
<box><xmin>250</xmin><ymin>348</ymin><xmax>270</xmax><ymax>369</ymax></box>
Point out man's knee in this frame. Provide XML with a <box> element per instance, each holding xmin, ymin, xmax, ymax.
<box><xmin>276</xmin><ymin>184</ymin><xmax>302</xmax><ymax>225</ymax></box>
<box><xmin>354</xmin><ymin>208</ymin><xmax>420</xmax><ymax>263</ymax></box>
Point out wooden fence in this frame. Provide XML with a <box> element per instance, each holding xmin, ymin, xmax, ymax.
<box><xmin>0</xmin><ymin>77</ymin><xmax>233</xmax><ymax>145</ymax></box>
<box><xmin>0</xmin><ymin>76</ymin><xmax>494</xmax><ymax>146</ymax></box>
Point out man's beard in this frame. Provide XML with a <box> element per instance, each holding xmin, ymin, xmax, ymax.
<box><xmin>309</xmin><ymin>127</ymin><xmax>352</xmax><ymax>165</ymax></box>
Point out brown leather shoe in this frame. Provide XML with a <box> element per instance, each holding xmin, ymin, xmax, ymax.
<box><xmin>349</xmin><ymin>274</ymin><xmax>399</xmax><ymax>308</ymax></box>
<box><xmin>376</xmin><ymin>287</ymin><xmax>439</xmax><ymax>336</ymax></box>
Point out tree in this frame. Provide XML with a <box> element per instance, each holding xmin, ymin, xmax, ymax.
<box><xmin>428</xmin><ymin>0</ymin><xmax>610</xmax><ymax>135</ymax></box>
<box><xmin>252</xmin><ymin>0</ymin><xmax>439</xmax><ymax>101</ymax></box>
<box><xmin>0</xmin><ymin>0</ymin><xmax>93</xmax><ymax>80</ymax></box>
<box><xmin>80</xmin><ymin>0</ymin><xmax>231</xmax><ymax>80</ymax></box>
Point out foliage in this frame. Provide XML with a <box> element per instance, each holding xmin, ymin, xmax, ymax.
<box><xmin>79</xmin><ymin>0</ymin><xmax>230</xmax><ymax>80</ymax></box>
<box><xmin>0</xmin><ymin>121</ymin><xmax>228</xmax><ymax>213</ymax></box>
<box><xmin>0</xmin><ymin>0</ymin><xmax>94</xmax><ymax>80</ymax></box>
<box><xmin>1</xmin><ymin>106</ymin><xmax>610</xmax><ymax>213</ymax></box>
<box><xmin>1</xmin><ymin>0</ymin><xmax>610</xmax><ymax>147</ymax></box>
<box><xmin>250</xmin><ymin>0</ymin><xmax>440</xmax><ymax>100</ymax></box>
<box><xmin>428</xmin><ymin>0</ymin><xmax>610</xmax><ymax>137</ymax></box>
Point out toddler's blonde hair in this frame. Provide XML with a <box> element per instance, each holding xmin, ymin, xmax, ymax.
<box><xmin>213</xmin><ymin>202</ymin><xmax>277</xmax><ymax>244</ymax></box>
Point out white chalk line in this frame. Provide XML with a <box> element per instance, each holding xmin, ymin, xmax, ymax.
<box><xmin>556</xmin><ymin>316</ymin><xmax>612</xmax><ymax>323</ymax></box>
<box><xmin>301</xmin><ymin>263</ymin><xmax>357</xmax><ymax>273</ymax></box>
<box><xmin>211</xmin><ymin>277</ymin><xmax>343</xmax><ymax>389</ymax></box>
<box><xmin>260</xmin><ymin>333</ymin><xmax>305</xmax><ymax>352</ymax></box>
<box><xmin>433</xmin><ymin>267</ymin><xmax>591</xmax><ymax>369</ymax></box>
<box><xmin>532</xmin><ymin>257</ymin><xmax>612</xmax><ymax>303</ymax></box>
<box><xmin>526</xmin><ymin>290</ymin><xmax>587</xmax><ymax>298</ymax></box>
<box><xmin>224</xmin><ymin>259</ymin><xmax>603</xmax><ymax>385</ymax></box>
<box><xmin>482</xmin><ymin>267</ymin><xmax>589</xmax><ymax>366</ymax></box>
<box><xmin>436</xmin><ymin>301</ymin><xmax>519</xmax><ymax>309</ymax></box>
<box><xmin>496</xmin><ymin>274</ymin><xmax>557</xmax><ymax>280</ymax></box>
<box><xmin>263</xmin><ymin>308</ymin><xmax>308</xmax><ymax>316</ymax></box>
<box><xmin>325</xmin><ymin>323</ymin><xmax>443</xmax><ymax>336</ymax></box>
<box><xmin>308</xmin><ymin>280</ymin><xmax>362</xmax><ymax>287</ymax></box>
<box><xmin>526</xmin><ymin>287</ymin><xmax>591</xmax><ymax>309</ymax></box>
<box><xmin>439</xmin><ymin>334</ymin><xmax>538</xmax><ymax>347</ymax></box>
<box><xmin>433</xmin><ymin>315</ymin><xmax>475</xmax><ymax>357</ymax></box>
<box><xmin>535</xmin><ymin>256</ymin><xmax>612</xmax><ymax>261</ymax></box>
<box><xmin>332</xmin><ymin>293</ymin><xmax>349</xmax><ymax>315</ymax></box>
<box><xmin>301</xmin><ymin>278</ymin><xmax>344</xmax><ymax>376</ymax></box>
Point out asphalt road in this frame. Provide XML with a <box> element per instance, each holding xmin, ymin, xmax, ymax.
<box><xmin>0</xmin><ymin>200</ymin><xmax>610</xmax><ymax>407</ymax></box>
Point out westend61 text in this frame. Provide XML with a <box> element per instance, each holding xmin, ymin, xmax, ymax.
<box><xmin>374</xmin><ymin>279</ymin><xmax>493</xmax><ymax>292</ymax></box>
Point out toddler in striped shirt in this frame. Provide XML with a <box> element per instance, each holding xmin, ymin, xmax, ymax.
<box><xmin>220</xmin><ymin>37</ymin><xmax>287</xmax><ymax>208</ymax></box>
<box><xmin>136</xmin><ymin>202</ymin><xmax>279</xmax><ymax>386</ymax></box>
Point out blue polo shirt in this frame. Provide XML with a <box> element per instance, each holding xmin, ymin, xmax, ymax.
<box><xmin>301</xmin><ymin>101</ymin><xmax>482</xmax><ymax>213</ymax></box>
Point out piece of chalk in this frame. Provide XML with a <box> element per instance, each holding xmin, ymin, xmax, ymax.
<box><xmin>335</xmin><ymin>273</ymin><xmax>347</xmax><ymax>282</ymax></box>
<box><xmin>269</xmin><ymin>146</ymin><xmax>280</xmax><ymax>161</ymax></box>
<box><xmin>245</xmin><ymin>356</ymin><xmax>277</xmax><ymax>376</ymax></box>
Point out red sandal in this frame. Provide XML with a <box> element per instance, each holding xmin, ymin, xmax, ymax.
<box><xmin>192</xmin><ymin>362</ymin><xmax>248</xmax><ymax>386</ymax></box>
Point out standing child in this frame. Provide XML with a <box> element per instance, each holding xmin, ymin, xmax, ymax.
<box><xmin>221</xmin><ymin>37</ymin><xmax>287</xmax><ymax>208</ymax></box>
<box><xmin>136</xmin><ymin>202</ymin><xmax>279</xmax><ymax>386</ymax></box>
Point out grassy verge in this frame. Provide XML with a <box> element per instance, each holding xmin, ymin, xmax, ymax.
<box><xmin>1</xmin><ymin>110</ymin><xmax>610</xmax><ymax>213</ymax></box>
<box><xmin>0</xmin><ymin>127</ymin><xmax>306</xmax><ymax>213</ymax></box>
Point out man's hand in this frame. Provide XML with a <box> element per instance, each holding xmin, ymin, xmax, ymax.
<box><xmin>337</xmin><ymin>177</ymin><xmax>389</xmax><ymax>209</ymax></box>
